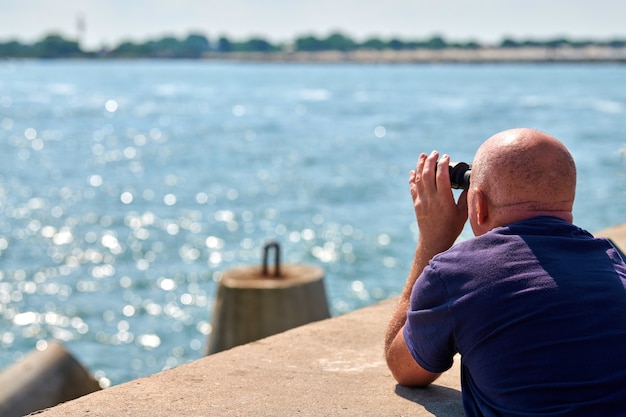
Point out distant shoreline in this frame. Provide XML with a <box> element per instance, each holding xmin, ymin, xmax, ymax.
<box><xmin>3</xmin><ymin>46</ymin><xmax>626</xmax><ymax>64</ymax></box>
<box><xmin>201</xmin><ymin>46</ymin><xmax>626</xmax><ymax>63</ymax></box>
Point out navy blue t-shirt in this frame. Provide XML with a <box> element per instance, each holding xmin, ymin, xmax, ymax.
<box><xmin>404</xmin><ymin>216</ymin><xmax>626</xmax><ymax>416</ymax></box>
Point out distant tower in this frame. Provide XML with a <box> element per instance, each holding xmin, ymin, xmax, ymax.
<box><xmin>76</xmin><ymin>12</ymin><xmax>86</xmax><ymax>50</ymax></box>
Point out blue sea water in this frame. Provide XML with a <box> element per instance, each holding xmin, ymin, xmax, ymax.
<box><xmin>0</xmin><ymin>60</ymin><xmax>624</xmax><ymax>386</ymax></box>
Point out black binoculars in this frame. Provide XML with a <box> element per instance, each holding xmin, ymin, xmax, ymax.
<box><xmin>449</xmin><ymin>162</ymin><xmax>471</xmax><ymax>190</ymax></box>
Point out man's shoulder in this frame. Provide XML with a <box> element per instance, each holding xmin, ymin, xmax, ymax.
<box><xmin>431</xmin><ymin>232</ymin><xmax>517</xmax><ymax>275</ymax></box>
<box><xmin>445</xmin><ymin>227</ymin><xmax>518</xmax><ymax>254</ymax></box>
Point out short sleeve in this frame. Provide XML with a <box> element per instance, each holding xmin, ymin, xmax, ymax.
<box><xmin>403</xmin><ymin>263</ymin><xmax>456</xmax><ymax>373</ymax></box>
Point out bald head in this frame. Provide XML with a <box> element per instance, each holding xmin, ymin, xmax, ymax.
<box><xmin>470</xmin><ymin>128</ymin><xmax>576</xmax><ymax>227</ymax></box>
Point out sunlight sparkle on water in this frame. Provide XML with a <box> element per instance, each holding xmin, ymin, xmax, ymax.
<box><xmin>1</xmin><ymin>61</ymin><xmax>621</xmax><ymax>387</ymax></box>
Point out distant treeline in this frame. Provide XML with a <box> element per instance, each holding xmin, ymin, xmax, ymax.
<box><xmin>1</xmin><ymin>32</ymin><xmax>626</xmax><ymax>59</ymax></box>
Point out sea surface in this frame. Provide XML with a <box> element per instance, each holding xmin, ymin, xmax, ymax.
<box><xmin>0</xmin><ymin>60</ymin><xmax>624</xmax><ymax>386</ymax></box>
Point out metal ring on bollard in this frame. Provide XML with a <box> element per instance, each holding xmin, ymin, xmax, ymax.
<box><xmin>262</xmin><ymin>241</ymin><xmax>281</xmax><ymax>278</ymax></box>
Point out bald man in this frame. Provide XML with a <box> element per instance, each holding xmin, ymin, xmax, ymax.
<box><xmin>385</xmin><ymin>128</ymin><xmax>626</xmax><ymax>415</ymax></box>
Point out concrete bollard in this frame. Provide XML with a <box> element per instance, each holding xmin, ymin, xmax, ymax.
<box><xmin>0</xmin><ymin>340</ymin><xmax>101</xmax><ymax>417</ymax></box>
<box><xmin>207</xmin><ymin>241</ymin><xmax>330</xmax><ymax>354</ymax></box>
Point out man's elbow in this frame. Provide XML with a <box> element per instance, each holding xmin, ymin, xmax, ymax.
<box><xmin>388</xmin><ymin>363</ymin><xmax>440</xmax><ymax>388</ymax></box>
<box><xmin>385</xmin><ymin>352</ymin><xmax>440</xmax><ymax>387</ymax></box>
<box><xmin>385</xmin><ymin>327</ymin><xmax>441</xmax><ymax>387</ymax></box>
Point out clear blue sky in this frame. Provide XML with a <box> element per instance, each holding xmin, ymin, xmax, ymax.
<box><xmin>2</xmin><ymin>0</ymin><xmax>625</xmax><ymax>49</ymax></box>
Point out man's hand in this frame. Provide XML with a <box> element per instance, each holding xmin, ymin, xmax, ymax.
<box><xmin>410</xmin><ymin>151</ymin><xmax>468</xmax><ymax>256</ymax></box>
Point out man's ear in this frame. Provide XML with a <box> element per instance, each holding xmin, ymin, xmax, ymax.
<box><xmin>475</xmin><ymin>189</ymin><xmax>489</xmax><ymax>227</ymax></box>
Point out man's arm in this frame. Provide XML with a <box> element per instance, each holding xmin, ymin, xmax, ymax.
<box><xmin>385</xmin><ymin>242</ymin><xmax>443</xmax><ymax>386</ymax></box>
<box><xmin>384</xmin><ymin>151</ymin><xmax>467</xmax><ymax>386</ymax></box>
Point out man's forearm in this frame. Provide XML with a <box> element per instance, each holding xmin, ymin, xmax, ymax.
<box><xmin>384</xmin><ymin>242</ymin><xmax>438</xmax><ymax>356</ymax></box>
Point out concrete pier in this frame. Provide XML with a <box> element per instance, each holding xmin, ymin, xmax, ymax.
<box><xmin>32</xmin><ymin>223</ymin><xmax>626</xmax><ymax>416</ymax></box>
<box><xmin>34</xmin><ymin>297</ymin><xmax>464</xmax><ymax>417</ymax></box>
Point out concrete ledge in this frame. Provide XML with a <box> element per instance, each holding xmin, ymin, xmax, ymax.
<box><xmin>35</xmin><ymin>224</ymin><xmax>626</xmax><ymax>417</ymax></box>
<box><xmin>36</xmin><ymin>297</ymin><xmax>463</xmax><ymax>417</ymax></box>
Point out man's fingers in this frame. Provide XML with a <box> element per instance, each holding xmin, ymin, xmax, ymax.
<box><xmin>420</xmin><ymin>151</ymin><xmax>439</xmax><ymax>193</ymax></box>
<box><xmin>435</xmin><ymin>154</ymin><xmax>451</xmax><ymax>190</ymax></box>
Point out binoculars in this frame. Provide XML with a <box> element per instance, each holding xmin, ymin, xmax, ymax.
<box><xmin>449</xmin><ymin>162</ymin><xmax>471</xmax><ymax>190</ymax></box>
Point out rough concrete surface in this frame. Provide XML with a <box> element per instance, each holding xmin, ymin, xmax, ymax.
<box><xmin>32</xmin><ymin>224</ymin><xmax>626</xmax><ymax>417</ymax></box>
<box><xmin>35</xmin><ymin>298</ymin><xmax>463</xmax><ymax>417</ymax></box>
